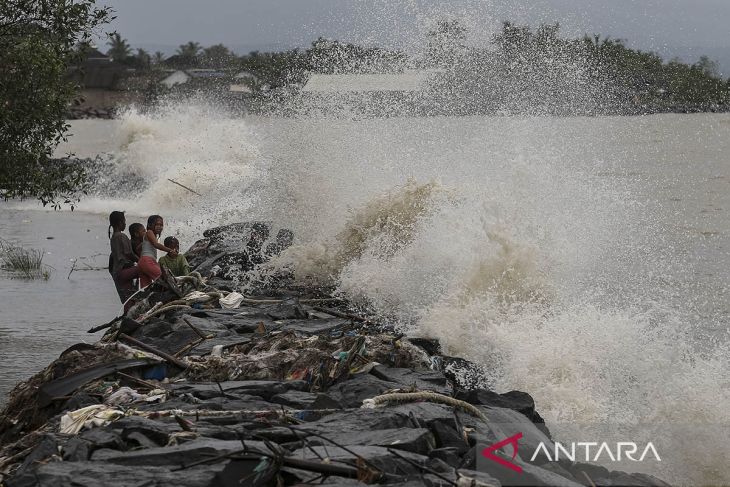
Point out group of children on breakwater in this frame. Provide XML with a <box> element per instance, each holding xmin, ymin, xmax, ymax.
<box><xmin>107</xmin><ymin>211</ymin><xmax>189</xmax><ymax>309</ymax></box>
<box><xmin>107</xmin><ymin>212</ymin><xmax>296</xmax><ymax>310</ymax></box>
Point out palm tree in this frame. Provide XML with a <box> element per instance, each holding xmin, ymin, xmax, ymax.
<box><xmin>106</xmin><ymin>32</ymin><xmax>131</xmax><ymax>62</ymax></box>
<box><xmin>176</xmin><ymin>41</ymin><xmax>201</xmax><ymax>67</ymax></box>
<box><xmin>135</xmin><ymin>48</ymin><xmax>151</xmax><ymax>69</ymax></box>
<box><xmin>152</xmin><ymin>51</ymin><xmax>166</xmax><ymax>65</ymax></box>
<box><xmin>202</xmin><ymin>43</ymin><xmax>232</xmax><ymax>67</ymax></box>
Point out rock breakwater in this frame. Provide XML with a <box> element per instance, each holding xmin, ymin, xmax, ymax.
<box><xmin>0</xmin><ymin>224</ymin><xmax>673</xmax><ymax>487</ymax></box>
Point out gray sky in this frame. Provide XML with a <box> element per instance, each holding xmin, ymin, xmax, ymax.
<box><xmin>98</xmin><ymin>0</ymin><xmax>730</xmax><ymax>73</ymax></box>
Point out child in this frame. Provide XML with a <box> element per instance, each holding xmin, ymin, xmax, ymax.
<box><xmin>138</xmin><ymin>215</ymin><xmax>177</xmax><ymax>288</ymax></box>
<box><xmin>129</xmin><ymin>222</ymin><xmax>145</xmax><ymax>260</ymax></box>
<box><xmin>158</xmin><ymin>236</ymin><xmax>190</xmax><ymax>277</ymax></box>
<box><xmin>108</xmin><ymin>211</ymin><xmax>138</xmax><ymax>304</ymax></box>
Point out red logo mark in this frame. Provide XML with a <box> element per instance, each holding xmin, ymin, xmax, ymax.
<box><xmin>481</xmin><ymin>432</ymin><xmax>523</xmax><ymax>473</ymax></box>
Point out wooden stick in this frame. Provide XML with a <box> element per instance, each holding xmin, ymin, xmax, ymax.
<box><xmin>67</xmin><ymin>259</ymin><xmax>76</xmax><ymax>279</ymax></box>
<box><xmin>87</xmin><ymin>315</ymin><xmax>122</xmax><ymax>333</ymax></box>
<box><xmin>118</xmin><ymin>333</ymin><xmax>188</xmax><ymax>370</ymax></box>
<box><xmin>182</xmin><ymin>317</ymin><xmax>207</xmax><ymax>339</ymax></box>
<box><xmin>312</xmin><ymin>306</ymin><xmax>368</xmax><ymax>322</ymax></box>
<box><xmin>116</xmin><ymin>371</ymin><xmax>159</xmax><ymax>390</ymax></box>
<box><xmin>167</xmin><ymin>178</ymin><xmax>202</xmax><ymax>196</ymax></box>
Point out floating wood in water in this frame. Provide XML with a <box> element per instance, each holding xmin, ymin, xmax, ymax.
<box><xmin>167</xmin><ymin>178</ymin><xmax>202</xmax><ymax>196</ymax></box>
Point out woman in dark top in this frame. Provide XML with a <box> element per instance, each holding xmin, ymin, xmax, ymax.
<box><xmin>108</xmin><ymin>211</ymin><xmax>139</xmax><ymax>304</ymax></box>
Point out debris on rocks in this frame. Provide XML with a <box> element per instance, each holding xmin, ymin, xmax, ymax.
<box><xmin>0</xmin><ymin>223</ymin><xmax>674</xmax><ymax>487</ymax></box>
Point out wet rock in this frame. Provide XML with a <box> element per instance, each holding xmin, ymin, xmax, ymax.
<box><xmin>302</xmin><ymin>408</ymin><xmax>412</xmax><ymax>433</ymax></box>
<box><xmin>429</xmin><ymin>447</ymin><xmax>464</xmax><ymax>466</ymax></box>
<box><xmin>8</xmin><ymin>462</ymin><xmax>225</xmax><ymax>487</ymax></box>
<box><xmin>479</xmin><ymin>456</ymin><xmax>585</xmax><ymax>487</ymax></box>
<box><xmin>290</xmin><ymin>445</ymin><xmax>430</xmax><ymax>476</ymax></box>
<box><xmin>370</xmin><ymin>366</ymin><xmax>451</xmax><ymax>395</ymax></box>
<box><xmin>301</xmin><ymin>427</ymin><xmax>436</xmax><ymax>455</ymax></box>
<box><xmin>90</xmin><ymin>438</ymin><xmax>256</xmax><ymax>466</ymax></box>
<box><xmin>406</xmin><ymin>337</ymin><xmax>442</xmax><ymax>356</ymax></box>
<box><xmin>265</xmin><ymin>298</ymin><xmax>308</xmax><ymax>320</ymax></box>
<box><xmin>18</xmin><ymin>434</ymin><xmax>59</xmax><ymax>472</ymax></box>
<box><xmin>456</xmin><ymin>388</ymin><xmax>549</xmax><ymax>435</ymax></box>
<box><xmin>431</xmin><ymin>419</ymin><xmax>470</xmax><ymax>452</ymax></box>
<box><xmin>78</xmin><ymin>428</ymin><xmax>125</xmax><ymax>451</ymax></box>
<box><xmin>279</xmin><ymin>318</ymin><xmax>350</xmax><ymax>335</ymax></box>
<box><xmin>61</xmin><ymin>437</ymin><xmax>90</xmax><ymax>462</ymax></box>
<box><xmin>113</xmin><ymin>416</ymin><xmax>173</xmax><ymax>446</ymax></box>
<box><xmin>61</xmin><ymin>391</ymin><xmax>99</xmax><ymax>412</ymax></box>
<box><xmin>270</xmin><ymin>390</ymin><xmax>318</xmax><ymax>408</ymax></box>
<box><xmin>171</xmin><ymin>380</ymin><xmax>307</xmax><ymax>401</ymax></box>
<box><xmin>390</xmin><ymin>402</ymin><xmax>457</xmax><ymax>425</ymax></box>
<box><xmin>310</xmin><ymin>393</ymin><xmax>344</xmax><ymax>410</ymax></box>
<box><xmin>437</xmin><ymin>356</ymin><xmax>486</xmax><ymax>390</ymax></box>
<box><xmin>474</xmin><ymin>406</ymin><xmax>554</xmax><ymax>466</ymax></box>
<box><xmin>455</xmin><ymin>469</ymin><xmax>503</xmax><ymax>487</ymax></box>
<box><xmin>326</xmin><ymin>373</ymin><xmax>402</xmax><ymax>408</ymax></box>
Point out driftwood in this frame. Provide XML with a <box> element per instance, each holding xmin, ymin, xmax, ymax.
<box><xmin>87</xmin><ymin>315</ymin><xmax>122</xmax><ymax>334</ymax></box>
<box><xmin>118</xmin><ymin>333</ymin><xmax>188</xmax><ymax>370</ymax></box>
<box><xmin>312</xmin><ymin>306</ymin><xmax>369</xmax><ymax>322</ymax></box>
<box><xmin>167</xmin><ymin>178</ymin><xmax>202</xmax><ymax>196</ymax></box>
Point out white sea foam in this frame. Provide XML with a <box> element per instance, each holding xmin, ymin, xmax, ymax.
<box><xmin>52</xmin><ymin>106</ymin><xmax>730</xmax><ymax>485</ymax></box>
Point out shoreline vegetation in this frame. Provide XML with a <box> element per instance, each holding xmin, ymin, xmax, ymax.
<box><xmin>0</xmin><ymin>240</ymin><xmax>51</xmax><ymax>281</ymax></box>
<box><xmin>0</xmin><ymin>223</ymin><xmax>675</xmax><ymax>487</ymax></box>
<box><xmin>3</xmin><ymin>2</ymin><xmax>728</xmax><ymax>208</ymax></box>
<box><xmin>73</xmin><ymin>21</ymin><xmax>730</xmax><ymax>119</ymax></box>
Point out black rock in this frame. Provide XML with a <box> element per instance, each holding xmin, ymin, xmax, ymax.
<box><xmin>456</xmin><ymin>388</ymin><xmax>550</xmax><ymax>437</ymax></box>
<box><xmin>113</xmin><ymin>416</ymin><xmax>174</xmax><ymax>447</ymax></box>
<box><xmin>79</xmin><ymin>428</ymin><xmax>125</xmax><ymax>451</ymax></box>
<box><xmin>407</xmin><ymin>338</ymin><xmax>442</xmax><ymax>356</ymax></box>
<box><xmin>8</xmin><ymin>462</ymin><xmax>226</xmax><ymax>487</ymax></box>
<box><xmin>302</xmin><ymin>427</ymin><xmax>436</xmax><ymax>455</ymax></box>
<box><xmin>61</xmin><ymin>437</ymin><xmax>90</xmax><ymax>462</ymax></box>
<box><xmin>431</xmin><ymin>419</ymin><xmax>470</xmax><ymax>453</ymax></box>
<box><xmin>18</xmin><ymin>434</ymin><xmax>59</xmax><ymax>472</ymax></box>
<box><xmin>91</xmin><ymin>438</ymin><xmax>259</xmax><ymax>466</ymax></box>
<box><xmin>370</xmin><ymin>366</ymin><xmax>451</xmax><ymax>395</ymax></box>
<box><xmin>437</xmin><ymin>356</ymin><xmax>487</xmax><ymax>390</ymax></box>
<box><xmin>290</xmin><ymin>445</ymin><xmax>430</xmax><ymax>477</ymax></box>
<box><xmin>61</xmin><ymin>392</ymin><xmax>99</xmax><ymax>412</ymax></box>
<box><xmin>270</xmin><ymin>390</ymin><xmax>318</xmax><ymax>408</ymax></box>
<box><xmin>326</xmin><ymin>373</ymin><xmax>402</xmax><ymax>408</ymax></box>
<box><xmin>428</xmin><ymin>447</ymin><xmax>464</xmax><ymax>467</ymax></box>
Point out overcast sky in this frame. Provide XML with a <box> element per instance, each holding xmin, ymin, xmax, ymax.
<box><xmin>98</xmin><ymin>0</ymin><xmax>730</xmax><ymax>72</ymax></box>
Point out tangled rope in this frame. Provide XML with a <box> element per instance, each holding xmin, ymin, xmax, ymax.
<box><xmin>362</xmin><ymin>391</ymin><xmax>486</xmax><ymax>420</ymax></box>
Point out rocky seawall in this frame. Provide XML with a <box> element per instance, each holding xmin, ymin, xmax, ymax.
<box><xmin>0</xmin><ymin>224</ymin><xmax>673</xmax><ymax>487</ymax></box>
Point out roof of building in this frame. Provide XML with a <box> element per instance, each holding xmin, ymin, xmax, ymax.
<box><xmin>301</xmin><ymin>72</ymin><xmax>431</xmax><ymax>93</ymax></box>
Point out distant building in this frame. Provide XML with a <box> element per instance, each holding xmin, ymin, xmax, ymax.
<box><xmin>229</xmin><ymin>70</ymin><xmax>259</xmax><ymax>95</ymax></box>
<box><xmin>299</xmin><ymin>71</ymin><xmax>436</xmax><ymax>116</ymax></box>
<box><xmin>66</xmin><ymin>49</ymin><xmax>142</xmax><ymax>116</ymax></box>
<box><xmin>302</xmin><ymin>72</ymin><xmax>431</xmax><ymax>93</ymax></box>
<box><xmin>160</xmin><ymin>69</ymin><xmax>226</xmax><ymax>88</ymax></box>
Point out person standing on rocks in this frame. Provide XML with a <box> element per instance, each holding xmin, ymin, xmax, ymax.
<box><xmin>138</xmin><ymin>215</ymin><xmax>177</xmax><ymax>288</ymax></box>
<box><xmin>108</xmin><ymin>211</ymin><xmax>138</xmax><ymax>304</ymax></box>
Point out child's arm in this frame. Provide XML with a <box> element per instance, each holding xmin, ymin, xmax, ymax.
<box><xmin>146</xmin><ymin>230</ymin><xmax>177</xmax><ymax>255</ymax></box>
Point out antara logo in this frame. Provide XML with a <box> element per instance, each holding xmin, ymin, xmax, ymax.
<box><xmin>530</xmin><ymin>442</ymin><xmax>662</xmax><ymax>463</ymax></box>
<box><xmin>481</xmin><ymin>432</ymin><xmax>524</xmax><ymax>473</ymax></box>
<box><xmin>481</xmin><ymin>433</ymin><xmax>662</xmax><ymax>472</ymax></box>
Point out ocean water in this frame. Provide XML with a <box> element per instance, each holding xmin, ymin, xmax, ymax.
<box><xmin>1</xmin><ymin>108</ymin><xmax>728</xmax><ymax>484</ymax></box>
